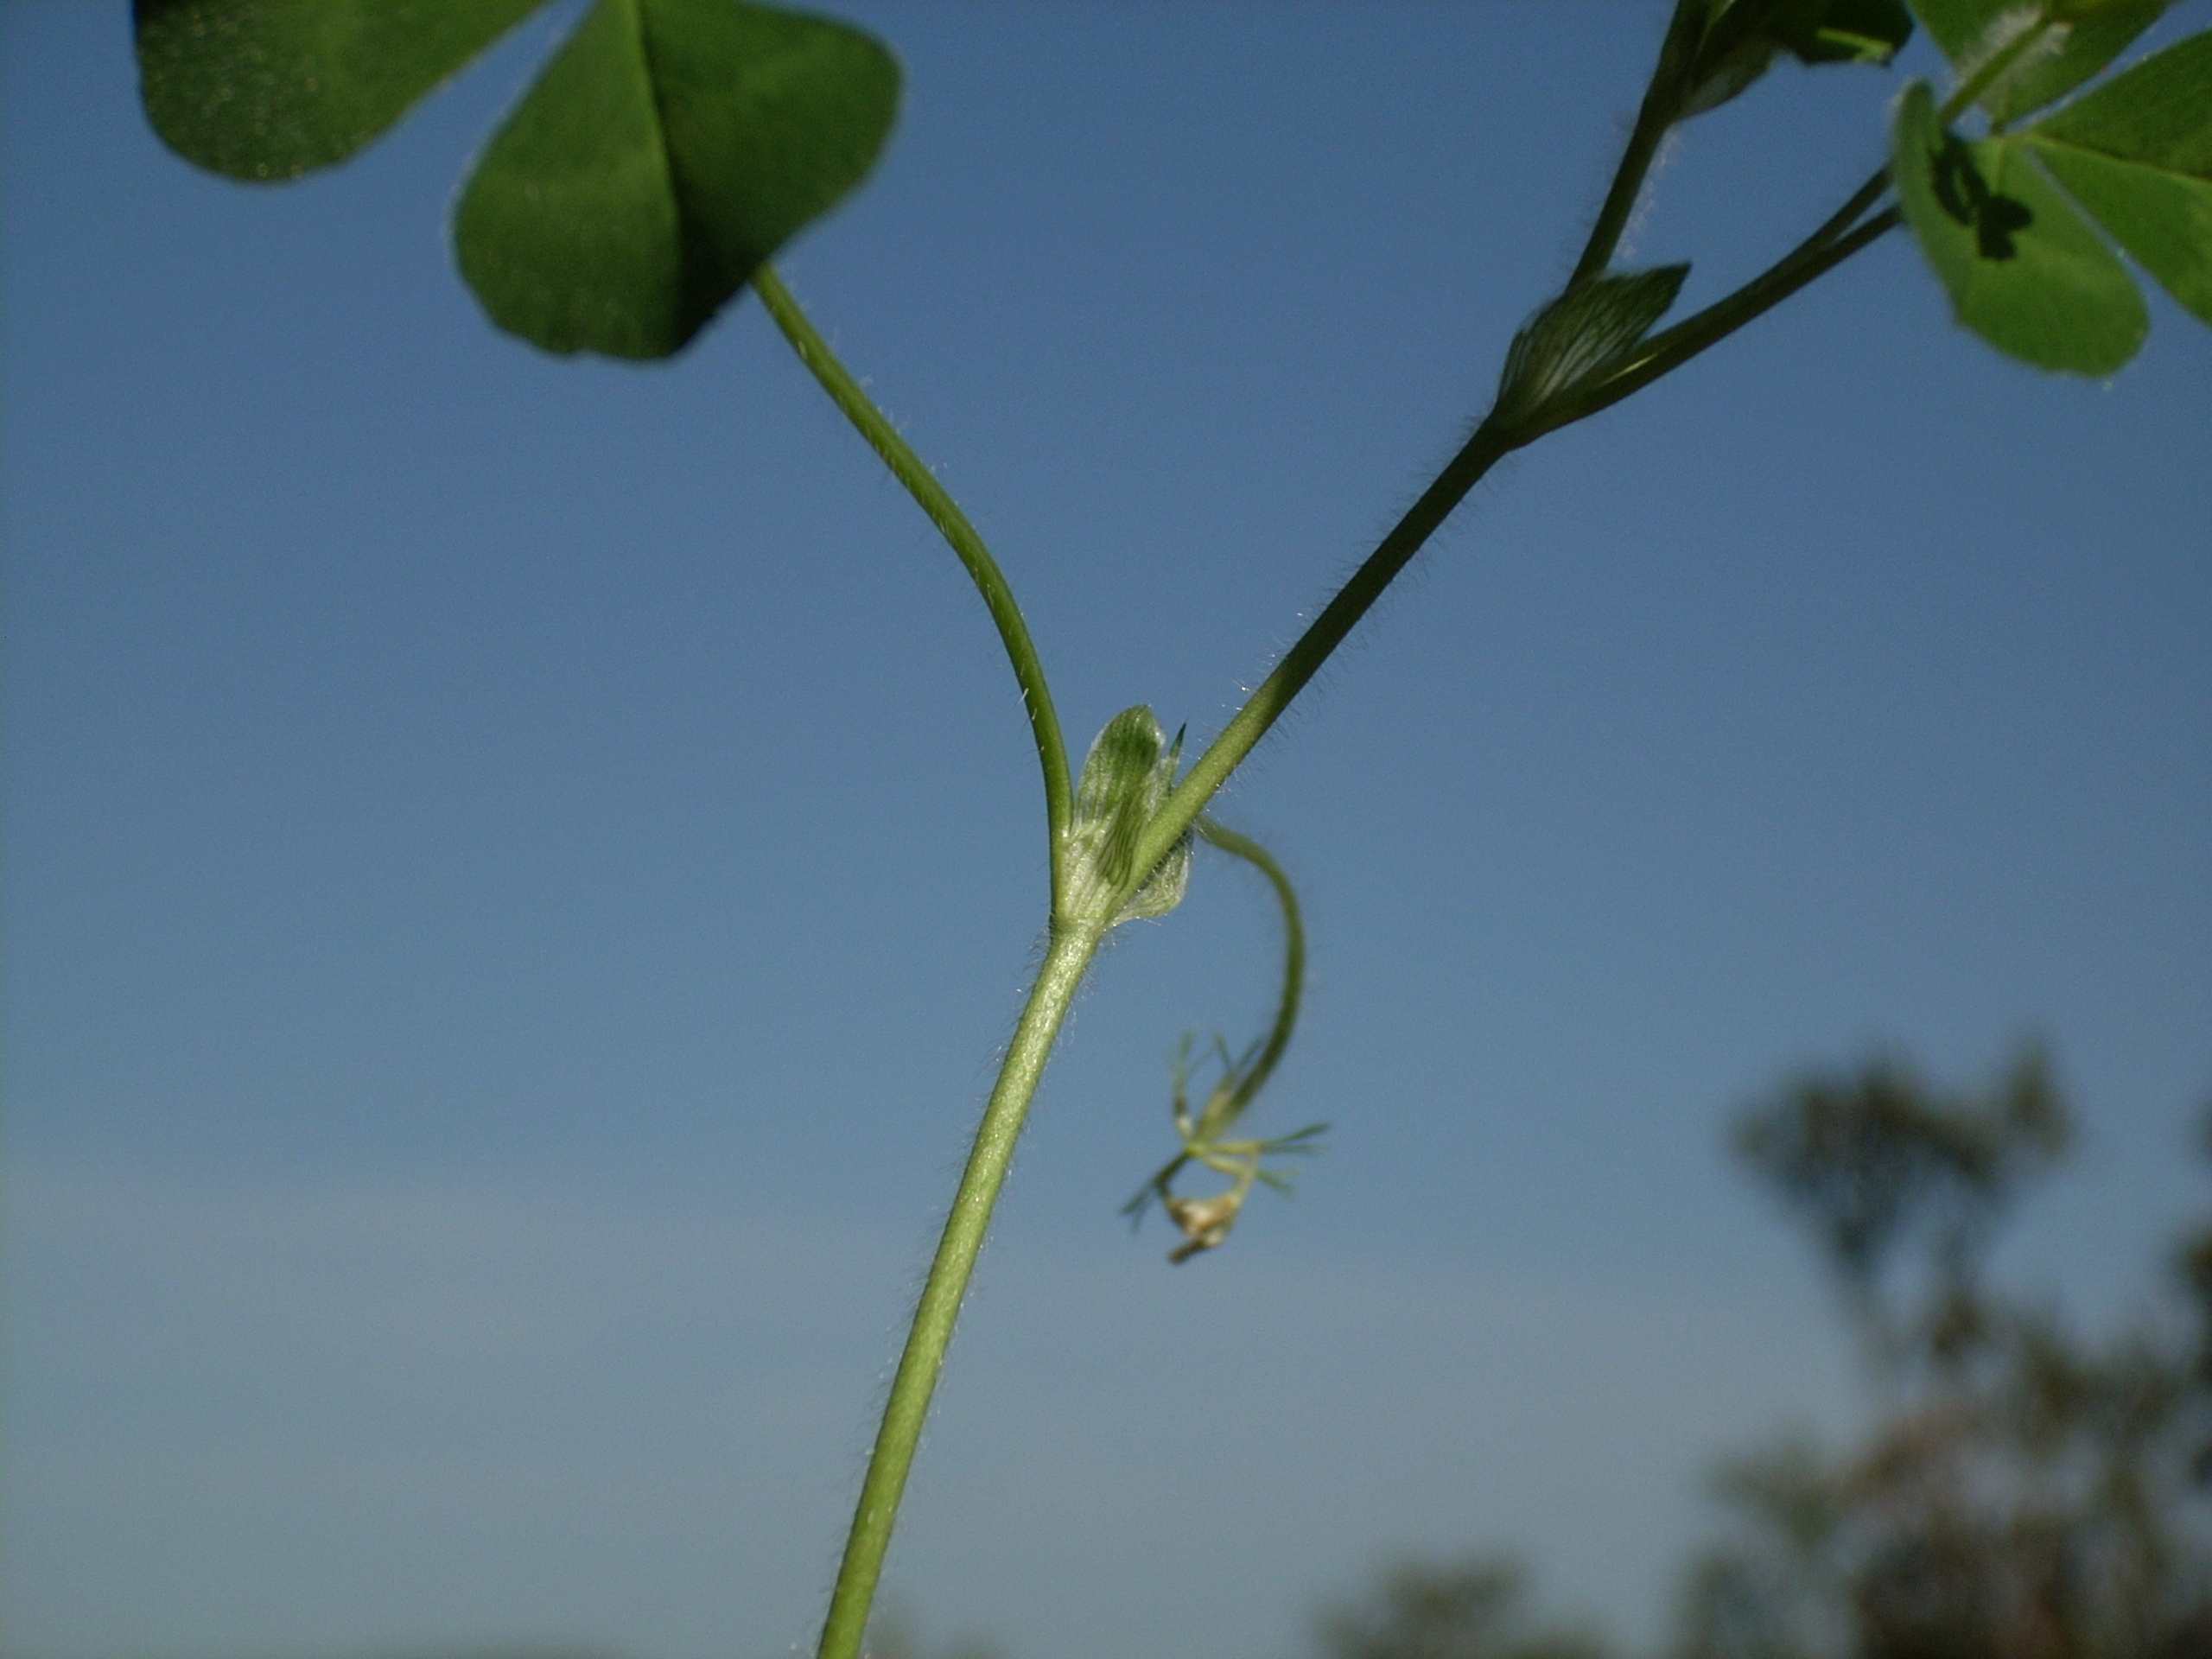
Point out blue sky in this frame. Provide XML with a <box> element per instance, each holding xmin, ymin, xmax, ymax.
<box><xmin>6</xmin><ymin>3</ymin><xmax>2210</xmax><ymax>1657</ymax></box>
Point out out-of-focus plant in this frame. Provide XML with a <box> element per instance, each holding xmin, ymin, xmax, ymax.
<box><xmin>1674</xmin><ymin>1052</ymin><xmax>2212</xmax><ymax>1659</ymax></box>
<box><xmin>1319</xmin><ymin>1556</ymin><xmax>1609</xmax><ymax>1659</ymax></box>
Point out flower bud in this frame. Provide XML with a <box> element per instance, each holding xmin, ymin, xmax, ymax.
<box><xmin>1494</xmin><ymin>264</ymin><xmax>1689</xmax><ymax>429</ymax></box>
<box><xmin>1061</xmin><ymin>705</ymin><xmax>1193</xmax><ymax>927</ymax></box>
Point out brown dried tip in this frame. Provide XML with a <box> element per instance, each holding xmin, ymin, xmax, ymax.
<box><xmin>1164</xmin><ymin>1192</ymin><xmax>1243</xmax><ymax>1264</ymax></box>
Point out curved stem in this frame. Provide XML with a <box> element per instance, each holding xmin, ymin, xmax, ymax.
<box><xmin>1197</xmin><ymin>819</ymin><xmax>1305</xmax><ymax>1118</ymax></box>
<box><xmin>810</xmin><ymin>36</ymin><xmax>1933</xmax><ymax>1649</ymax></box>
<box><xmin>815</xmin><ymin>920</ymin><xmax>1103</xmax><ymax>1659</ymax></box>
<box><xmin>753</xmin><ymin>265</ymin><xmax>1074</xmax><ymax>897</ymax></box>
<box><xmin>1125</xmin><ymin>818</ymin><xmax>1308</xmax><ymax>1217</ymax></box>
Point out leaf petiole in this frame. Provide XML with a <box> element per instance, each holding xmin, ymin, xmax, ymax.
<box><xmin>752</xmin><ymin>265</ymin><xmax>1075</xmax><ymax>899</ymax></box>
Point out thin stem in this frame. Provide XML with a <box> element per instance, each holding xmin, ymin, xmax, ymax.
<box><xmin>1536</xmin><ymin>204</ymin><xmax>1900</xmax><ymax>437</ymax></box>
<box><xmin>1125</xmin><ymin>817</ymin><xmax>1307</xmax><ymax>1217</ymax></box>
<box><xmin>1122</xmin><ymin>418</ymin><xmax>1518</xmax><ymax>893</ymax></box>
<box><xmin>1197</xmin><ymin>819</ymin><xmax>1305</xmax><ymax>1118</ymax></box>
<box><xmin>1802</xmin><ymin>164</ymin><xmax>1893</xmax><ymax>258</ymax></box>
<box><xmin>1568</xmin><ymin>0</ymin><xmax>1706</xmax><ymax>288</ymax></box>
<box><xmin>1121</xmin><ymin>156</ymin><xmax>1902</xmax><ymax>894</ymax></box>
<box><xmin>1560</xmin><ymin>8</ymin><xmax>2056</xmax><ymax>459</ymax></box>
<box><xmin>810</xmin><ymin>23</ymin><xmax>1942</xmax><ymax>1648</ymax></box>
<box><xmin>1545</xmin><ymin>144</ymin><xmax>1905</xmax><ymax>438</ymax></box>
<box><xmin>753</xmin><ymin>265</ymin><xmax>1074</xmax><ymax>897</ymax></box>
<box><xmin>815</xmin><ymin>920</ymin><xmax>1103</xmax><ymax>1659</ymax></box>
<box><xmin>1942</xmin><ymin>10</ymin><xmax>2061</xmax><ymax>127</ymax></box>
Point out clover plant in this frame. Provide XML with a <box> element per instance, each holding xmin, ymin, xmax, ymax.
<box><xmin>130</xmin><ymin>3</ymin><xmax>2212</xmax><ymax>1655</ymax></box>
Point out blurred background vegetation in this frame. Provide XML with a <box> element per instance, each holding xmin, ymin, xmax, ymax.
<box><xmin>868</xmin><ymin>1040</ymin><xmax>2212</xmax><ymax>1659</ymax></box>
<box><xmin>114</xmin><ymin>1044</ymin><xmax>2207</xmax><ymax>1659</ymax></box>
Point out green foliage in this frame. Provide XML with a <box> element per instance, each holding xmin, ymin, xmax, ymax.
<box><xmin>1681</xmin><ymin>0</ymin><xmax>1916</xmax><ymax>116</ymax></box>
<box><xmin>135</xmin><ymin>0</ymin><xmax>899</xmax><ymax>359</ymax></box>
<box><xmin>124</xmin><ymin>6</ymin><xmax>2212</xmax><ymax>1656</ymax></box>
<box><xmin>1893</xmin><ymin>79</ymin><xmax>2150</xmax><ymax>372</ymax></box>
<box><xmin>2024</xmin><ymin>30</ymin><xmax>2212</xmax><ymax>326</ymax></box>
<box><xmin>133</xmin><ymin>0</ymin><xmax>544</xmax><ymax>177</ymax></box>
<box><xmin>1889</xmin><ymin>5</ymin><xmax>2212</xmax><ymax>372</ymax></box>
<box><xmin>1906</xmin><ymin>0</ymin><xmax>2171</xmax><ymax>126</ymax></box>
<box><xmin>456</xmin><ymin>0</ymin><xmax>898</xmax><ymax>357</ymax></box>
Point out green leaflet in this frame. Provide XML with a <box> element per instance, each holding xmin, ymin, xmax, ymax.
<box><xmin>1682</xmin><ymin>0</ymin><xmax>1915</xmax><ymax>118</ymax></box>
<box><xmin>134</xmin><ymin>0</ymin><xmax>899</xmax><ymax>359</ymax></box>
<box><xmin>136</xmin><ymin>0</ymin><xmax>547</xmax><ymax>180</ymax></box>
<box><xmin>1904</xmin><ymin>0</ymin><xmax>2171</xmax><ymax>126</ymax></box>
<box><xmin>2024</xmin><ymin>31</ymin><xmax>2212</xmax><ymax>325</ymax></box>
<box><xmin>1892</xmin><ymin>79</ymin><xmax>2147</xmax><ymax>373</ymax></box>
<box><xmin>1891</xmin><ymin>28</ymin><xmax>2212</xmax><ymax>373</ymax></box>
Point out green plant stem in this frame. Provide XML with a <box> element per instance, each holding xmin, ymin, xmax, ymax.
<box><xmin>1568</xmin><ymin>0</ymin><xmax>1705</xmax><ymax>288</ymax></box>
<box><xmin>1130</xmin><ymin>817</ymin><xmax>1307</xmax><ymax>1205</ymax></box>
<box><xmin>1124</xmin><ymin>162</ymin><xmax>1902</xmax><ymax>894</ymax></box>
<box><xmin>809</xmin><ymin>27</ymin><xmax>1949</xmax><ymax>1649</ymax></box>
<box><xmin>1124</xmin><ymin>417</ymin><xmax>1518</xmax><ymax>891</ymax></box>
<box><xmin>1945</xmin><ymin>10</ymin><xmax>2061</xmax><ymax>126</ymax></box>
<box><xmin>753</xmin><ymin>264</ymin><xmax>1074</xmax><ymax>897</ymax></box>
<box><xmin>1804</xmin><ymin>165</ymin><xmax>1894</xmax><ymax>257</ymax></box>
<box><xmin>1570</xmin><ymin>5</ymin><xmax>2057</xmax><ymax>450</ymax></box>
<box><xmin>1534</xmin><ymin>202</ymin><xmax>1900</xmax><ymax>437</ymax></box>
<box><xmin>1198</xmin><ymin>820</ymin><xmax>1305</xmax><ymax>1118</ymax></box>
<box><xmin>815</xmin><ymin>919</ymin><xmax>1103</xmax><ymax>1659</ymax></box>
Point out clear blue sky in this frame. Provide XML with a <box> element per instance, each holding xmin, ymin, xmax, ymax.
<box><xmin>7</xmin><ymin>4</ymin><xmax>2210</xmax><ymax>1657</ymax></box>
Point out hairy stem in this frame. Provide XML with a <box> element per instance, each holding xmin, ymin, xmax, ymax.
<box><xmin>1541</xmin><ymin>204</ymin><xmax>1899</xmax><ymax>435</ymax></box>
<box><xmin>809</xmin><ymin>30</ymin><xmax>1927</xmax><ymax>1653</ymax></box>
<box><xmin>753</xmin><ymin>265</ymin><xmax>1074</xmax><ymax>898</ymax></box>
<box><xmin>1121</xmin><ymin>154</ymin><xmax>1903</xmax><ymax>899</ymax></box>
<box><xmin>1124</xmin><ymin>417</ymin><xmax>1519</xmax><ymax>890</ymax></box>
<box><xmin>1568</xmin><ymin>0</ymin><xmax>1705</xmax><ymax>288</ymax></box>
<box><xmin>815</xmin><ymin>921</ymin><xmax>1103</xmax><ymax>1659</ymax></box>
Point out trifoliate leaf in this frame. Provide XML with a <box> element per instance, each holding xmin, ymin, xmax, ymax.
<box><xmin>136</xmin><ymin>0</ymin><xmax>547</xmax><ymax>180</ymax></box>
<box><xmin>1906</xmin><ymin>0</ymin><xmax>2171</xmax><ymax>126</ymax></box>
<box><xmin>135</xmin><ymin>0</ymin><xmax>900</xmax><ymax>360</ymax></box>
<box><xmin>456</xmin><ymin>0</ymin><xmax>898</xmax><ymax>357</ymax></box>
<box><xmin>2024</xmin><ymin>30</ymin><xmax>2212</xmax><ymax>325</ymax></box>
<box><xmin>1892</xmin><ymin>78</ymin><xmax>2147</xmax><ymax>372</ymax></box>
